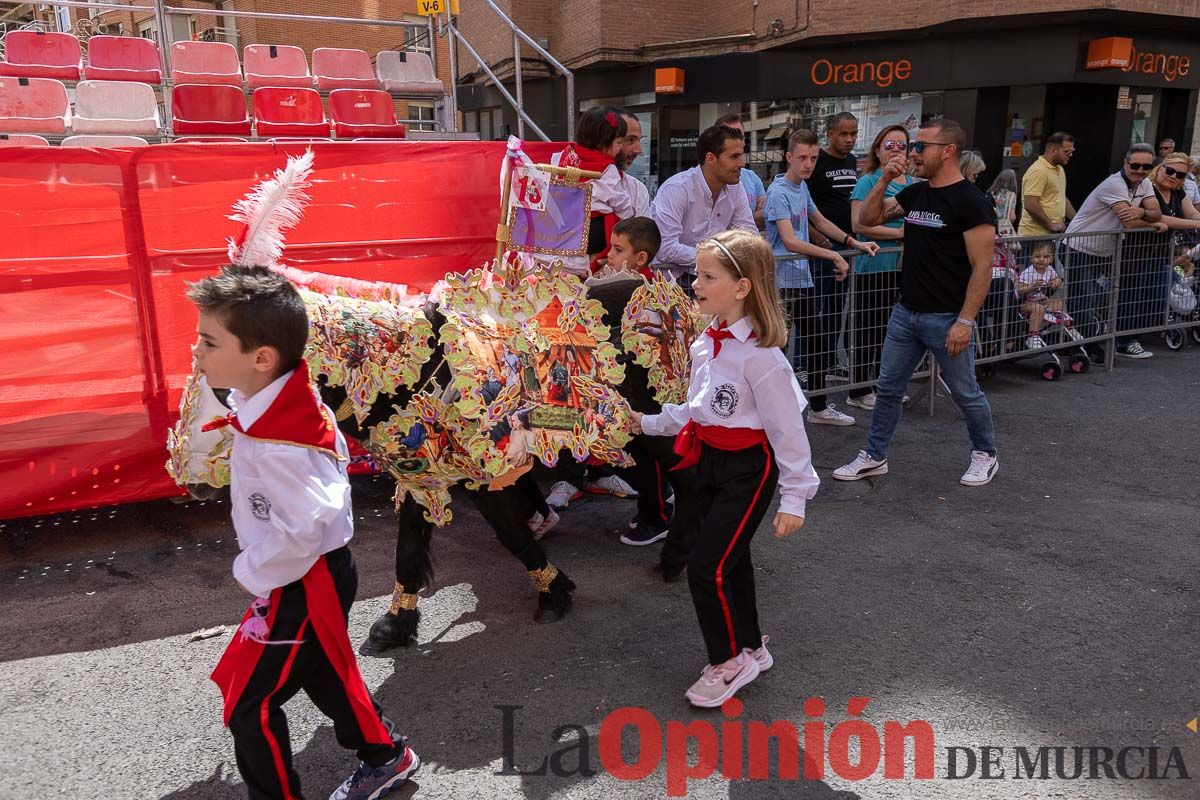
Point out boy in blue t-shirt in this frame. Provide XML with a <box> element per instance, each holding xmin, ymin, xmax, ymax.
<box><xmin>764</xmin><ymin>129</ymin><xmax>877</xmax><ymax>426</ymax></box>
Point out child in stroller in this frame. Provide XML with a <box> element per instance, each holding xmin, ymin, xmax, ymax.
<box><xmin>1018</xmin><ymin>240</ymin><xmax>1070</xmax><ymax>350</ymax></box>
<box><xmin>1164</xmin><ymin>243</ymin><xmax>1200</xmax><ymax>350</ymax></box>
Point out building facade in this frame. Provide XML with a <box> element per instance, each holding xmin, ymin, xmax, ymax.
<box><xmin>453</xmin><ymin>1</ymin><xmax>1200</xmax><ymax>205</ymax></box>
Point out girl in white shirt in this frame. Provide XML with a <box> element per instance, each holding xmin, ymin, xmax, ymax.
<box><xmin>630</xmin><ymin>229</ymin><xmax>819</xmax><ymax>708</ymax></box>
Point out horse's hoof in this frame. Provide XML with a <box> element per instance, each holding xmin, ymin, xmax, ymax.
<box><xmin>532</xmin><ymin>569</ymin><xmax>575</xmax><ymax>624</ymax></box>
<box><xmin>359</xmin><ymin>609</ymin><xmax>419</xmax><ymax>656</ymax></box>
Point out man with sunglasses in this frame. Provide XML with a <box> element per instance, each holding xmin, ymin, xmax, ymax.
<box><xmin>834</xmin><ymin>118</ymin><xmax>1001</xmax><ymax>488</ymax></box>
<box><xmin>1063</xmin><ymin>142</ymin><xmax>1167</xmax><ymax>361</ymax></box>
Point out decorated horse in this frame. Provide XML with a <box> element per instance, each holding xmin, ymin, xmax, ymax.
<box><xmin>166</xmin><ymin>148</ymin><xmax>700</xmax><ymax>655</ymax></box>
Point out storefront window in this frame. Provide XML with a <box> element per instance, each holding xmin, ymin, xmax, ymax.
<box><xmin>733</xmin><ymin>93</ymin><xmax>944</xmax><ymax>181</ymax></box>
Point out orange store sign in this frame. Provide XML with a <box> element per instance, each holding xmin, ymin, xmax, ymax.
<box><xmin>655</xmin><ymin>68</ymin><xmax>685</xmax><ymax>94</ymax></box>
<box><xmin>1087</xmin><ymin>37</ymin><xmax>1191</xmax><ymax>82</ymax></box>
<box><xmin>810</xmin><ymin>57</ymin><xmax>912</xmax><ymax>89</ymax></box>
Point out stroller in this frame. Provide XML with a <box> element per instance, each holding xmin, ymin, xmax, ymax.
<box><xmin>977</xmin><ymin>240</ymin><xmax>1090</xmax><ymax>381</ymax></box>
<box><xmin>1163</xmin><ymin>271</ymin><xmax>1200</xmax><ymax>350</ymax></box>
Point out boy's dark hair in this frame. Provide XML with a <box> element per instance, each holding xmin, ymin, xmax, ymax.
<box><xmin>715</xmin><ymin>112</ymin><xmax>743</xmax><ymax>128</ymax></box>
<box><xmin>1031</xmin><ymin>240</ymin><xmax>1055</xmax><ymax>254</ymax></box>
<box><xmin>697</xmin><ymin>124</ymin><xmax>743</xmax><ymax>163</ymax></box>
<box><xmin>788</xmin><ymin>129</ymin><xmax>819</xmax><ymax>152</ymax></box>
<box><xmin>187</xmin><ymin>265</ymin><xmax>308</xmax><ymax>373</ymax></box>
<box><xmin>612</xmin><ymin>216</ymin><xmax>661</xmax><ymax>261</ymax></box>
<box><xmin>576</xmin><ymin>105</ymin><xmax>627</xmax><ymax>153</ymax></box>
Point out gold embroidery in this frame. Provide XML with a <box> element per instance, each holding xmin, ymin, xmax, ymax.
<box><xmin>388</xmin><ymin>582</ymin><xmax>419</xmax><ymax>613</ymax></box>
<box><xmin>528</xmin><ymin>563</ymin><xmax>559</xmax><ymax>592</ymax></box>
<box><xmin>334</xmin><ymin>397</ymin><xmax>355</xmax><ymax>422</ymax></box>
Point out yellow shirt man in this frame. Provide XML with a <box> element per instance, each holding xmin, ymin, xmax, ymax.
<box><xmin>1018</xmin><ymin>156</ymin><xmax>1067</xmax><ymax>236</ymax></box>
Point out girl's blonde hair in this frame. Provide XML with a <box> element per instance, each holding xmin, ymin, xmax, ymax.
<box><xmin>697</xmin><ymin>229</ymin><xmax>788</xmax><ymax>348</ymax></box>
<box><xmin>1151</xmin><ymin>152</ymin><xmax>1192</xmax><ymax>185</ymax></box>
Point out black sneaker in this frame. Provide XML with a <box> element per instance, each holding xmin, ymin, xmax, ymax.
<box><xmin>620</xmin><ymin>521</ymin><xmax>668</xmax><ymax>546</ymax></box>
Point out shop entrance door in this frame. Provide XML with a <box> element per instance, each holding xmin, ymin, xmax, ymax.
<box><xmin>658</xmin><ymin>105</ymin><xmax>700</xmax><ymax>183</ymax></box>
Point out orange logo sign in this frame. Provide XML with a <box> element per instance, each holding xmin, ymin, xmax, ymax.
<box><xmin>655</xmin><ymin>68</ymin><xmax>685</xmax><ymax>94</ymax></box>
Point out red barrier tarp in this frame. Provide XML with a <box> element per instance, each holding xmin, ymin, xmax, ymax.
<box><xmin>0</xmin><ymin>141</ymin><xmax>560</xmax><ymax>520</ymax></box>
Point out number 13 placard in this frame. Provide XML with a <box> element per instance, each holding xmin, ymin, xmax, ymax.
<box><xmin>510</xmin><ymin>165</ymin><xmax>548</xmax><ymax>212</ymax></box>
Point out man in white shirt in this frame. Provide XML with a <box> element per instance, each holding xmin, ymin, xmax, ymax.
<box><xmin>1063</xmin><ymin>142</ymin><xmax>1167</xmax><ymax>360</ymax></box>
<box><xmin>651</xmin><ymin>124</ymin><xmax>758</xmax><ymax>290</ymax></box>
<box><xmin>617</xmin><ymin>108</ymin><xmax>651</xmax><ymax>216</ymax></box>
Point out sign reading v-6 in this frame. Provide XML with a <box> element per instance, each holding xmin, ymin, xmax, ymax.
<box><xmin>418</xmin><ymin>0</ymin><xmax>445</xmax><ymax>14</ymax></box>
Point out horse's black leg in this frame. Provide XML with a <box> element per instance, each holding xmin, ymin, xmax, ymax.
<box><xmin>360</xmin><ymin>493</ymin><xmax>434</xmax><ymax>655</ymax></box>
<box><xmin>466</xmin><ymin>482</ymin><xmax>576</xmax><ymax>624</ymax></box>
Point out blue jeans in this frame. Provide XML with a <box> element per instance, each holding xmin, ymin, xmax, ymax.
<box><xmin>865</xmin><ymin>304</ymin><xmax>997</xmax><ymax>461</ymax></box>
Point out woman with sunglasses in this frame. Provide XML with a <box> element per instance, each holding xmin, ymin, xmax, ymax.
<box><xmin>847</xmin><ymin>124</ymin><xmax>916</xmax><ymax>408</ymax></box>
<box><xmin>1149</xmin><ymin>153</ymin><xmax>1200</xmax><ymax>236</ymax></box>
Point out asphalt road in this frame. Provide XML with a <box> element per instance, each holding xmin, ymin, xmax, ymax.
<box><xmin>2</xmin><ymin>343</ymin><xmax>1199</xmax><ymax>800</ymax></box>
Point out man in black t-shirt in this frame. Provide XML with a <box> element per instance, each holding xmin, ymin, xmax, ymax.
<box><xmin>833</xmin><ymin>118</ymin><xmax>1000</xmax><ymax>487</ymax></box>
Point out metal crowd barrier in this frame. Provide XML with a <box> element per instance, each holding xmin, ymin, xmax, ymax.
<box><xmin>773</xmin><ymin>228</ymin><xmax>1199</xmax><ymax>415</ymax></box>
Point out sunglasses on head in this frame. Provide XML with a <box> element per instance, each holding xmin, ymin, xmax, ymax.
<box><xmin>907</xmin><ymin>141</ymin><xmax>950</xmax><ymax>154</ymax></box>
<box><xmin>1127</xmin><ymin>161</ymin><xmax>1153</xmax><ymax>172</ymax></box>
<box><xmin>1162</xmin><ymin>165</ymin><xmax>1188</xmax><ymax>178</ymax></box>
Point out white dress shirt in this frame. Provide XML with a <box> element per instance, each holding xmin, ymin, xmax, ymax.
<box><xmin>650</xmin><ymin>166</ymin><xmax>758</xmax><ymax>271</ymax></box>
<box><xmin>228</xmin><ymin>370</ymin><xmax>354</xmax><ymax>596</ymax></box>
<box><xmin>622</xmin><ymin>171</ymin><xmax>651</xmax><ymax>217</ymax></box>
<box><xmin>640</xmin><ymin>317</ymin><xmax>820</xmax><ymax>517</ymax></box>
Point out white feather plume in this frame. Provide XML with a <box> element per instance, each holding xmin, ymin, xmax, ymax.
<box><xmin>226</xmin><ymin>149</ymin><xmax>315</xmax><ymax>268</ymax></box>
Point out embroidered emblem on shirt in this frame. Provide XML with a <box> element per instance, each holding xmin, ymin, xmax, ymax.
<box><xmin>249</xmin><ymin>492</ymin><xmax>272</xmax><ymax>521</ymax></box>
<box><xmin>710</xmin><ymin>383</ymin><xmax>739</xmax><ymax>419</ymax></box>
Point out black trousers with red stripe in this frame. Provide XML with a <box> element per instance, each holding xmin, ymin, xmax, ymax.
<box><xmin>624</xmin><ymin>433</ymin><xmax>702</xmax><ymax>573</ymax></box>
<box><xmin>687</xmin><ymin>441</ymin><xmax>779</xmax><ymax>665</ymax></box>
<box><xmin>229</xmin><ymin>546</ymin><xmax>399</xmax><ymax>800</ymax></box>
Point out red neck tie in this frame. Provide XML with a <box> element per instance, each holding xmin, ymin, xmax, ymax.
<box><xmin>706</xmin><ymin>321</ymin><xmax>735</xmax><ymax>357</ymax></box>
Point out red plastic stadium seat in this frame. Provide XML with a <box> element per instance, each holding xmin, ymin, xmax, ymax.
<box><xmin>171</xmin><ymin>84</ymin><xmax>250</xmax><ymax>136</ymax></box>
<box><xmin>329</xmin><ymin>89</ymin><xmax>405</xmax><ymax>139</ymax></box>
<box><xmin>170</xmin><ymin>41</ymin><xmax>241</xmax><ymax>86</ymax></box>
<box><xmin>0</xmin><ymin>76</ymin><xmax>69</xmax><ymax>133</ymax></box>
<box><xmin>83</xmin><ymin>36</ymin><xmax>162</xmax><ymax>83</ymax></box>
<box><xmin>311</xmin><ymin>48</ymin><xmax>378</xmax><ymax>90</ymax></box>
<box><xmin>0</xmin><ymin>31</ymin><xmax>81</xmax><ymax>80</ymax></box>
<box><xmin>252</xmin><ymin>87</ymin><xmax>329</xmax><ymax>138</ymax></box>
<box><xmin>243</xmin><ymin>44</ymin><xmax>311</xmax><ymax>89</ymax></box>
<box><xmin>0</xmin><ymin>133</ymin><xmax>49</xmax><ymax>146</ymax></box>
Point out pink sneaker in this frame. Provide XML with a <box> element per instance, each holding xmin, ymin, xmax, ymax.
<box><xmin>752</xmin><ymin>635</ymin><xmax>773</xmax><ymax>672</ymax></box>
<box><xmin>685</xmin><ymin>651</ymin><xmax>760</xmax><ymax>708</ymax></box>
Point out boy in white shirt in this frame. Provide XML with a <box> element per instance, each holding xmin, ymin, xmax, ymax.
<box><xmin>189</xmin><ymin>265</ymin><xmax>419</xmax><ymax>800</ymax></box>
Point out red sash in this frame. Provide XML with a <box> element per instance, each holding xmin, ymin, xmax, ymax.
<box><xmin>210</xmin><ymin>555</ymin><xmax>391</xmax><ymax>745</ymax></box>
<box><xmin>672</xmin><ymin>421</ymin><xmax>768</xmax><ymax>471</ymax></box>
